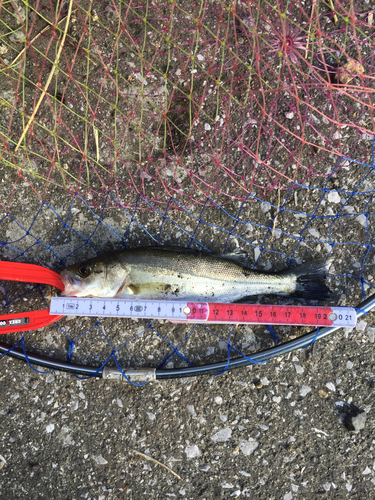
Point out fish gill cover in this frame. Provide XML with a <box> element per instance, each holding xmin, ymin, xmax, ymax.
<box><xmin>0</xmin><ymin>0</ymin><xmax>374</xmax><ymax>379</ymax></box>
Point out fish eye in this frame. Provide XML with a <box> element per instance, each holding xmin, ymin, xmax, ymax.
<box><xmin>77</xmin><ymin>265</ymin><xmax>92</xmax><ymax>278</ymax></box>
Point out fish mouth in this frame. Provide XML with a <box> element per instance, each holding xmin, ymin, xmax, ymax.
<box><xmin>60</xmin><ymin>271</ymin><xmax>82</xmax><ymax>297</ymax></box>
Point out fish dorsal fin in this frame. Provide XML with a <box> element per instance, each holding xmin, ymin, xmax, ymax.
<box><xmin>214</xmin><ymin>248</ymin><xmax>253</xmax><ymax>269</ymax></box>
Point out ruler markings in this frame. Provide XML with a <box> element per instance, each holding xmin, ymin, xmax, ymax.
<box><xmin>50</xmin><ymin>297</ymin><xmax>357</xmax><ymax>327</ymax></box>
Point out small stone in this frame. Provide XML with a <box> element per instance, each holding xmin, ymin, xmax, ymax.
<box><xmin>369</xmin><ymin>328</ymin><xmax>375</xmax><ymax>343</ymax></box>
<box><xmin>283</xmin><ymin>492</ymin><xmax>293</xmax><ymax>500</ymax></box>
<box><xmin>187</xmin><ymin>405</ymin><xmax>196</xmax><ymax>417</ymax></box>
<box><xmin>285</xmin><ymin>111</ymin><xmax>294</xmax><ymax>119</ymax></box>
<box><xmin>96</xmin><ymin>455</ymin><xmax>108</xmax><ymax>465</ymax></box>
<box><xmin>239</xmin><ymin>471</ymin><xmax>251</xmax><ymax>477</ymax></box>
<box><xmin>260</xmin><ymin>377</ymin><xmax>270</xmax><ymax>385</ymax></box>
<box><xmin>215</xmin><ymin>396</ymin><xmax>223</xmax><ymax>404</ymax></box>
<box><xmin>46</xmin><ymin>424</ymin><xmax>54</xmax><ymax>433</ymax></box>
<box><xmin>9</xmin><ymin>29</ymin><xmax>25</xmax><ymax>43</ymax></box>
<box><xmin>272</xmin><ymin>396</ymin><xmax>281</xmax><ymax>403</ymax></box>
<box><xmin>346</xmin><ymin>361</ymin><xmax>353</xmax><ymax>369</ymax></box>
<box><xmin>327</xmin><ymin>191</ymin><xmax>341</xmax><ymax>203</ymax></box>
<box><xmin>185</xmin><ymin>445</ymin><xmax>201</xmax><ymax>458</ymax></box>
<box><xmin>255</xmin><ymin>382</ymin><xmax>263</xmax><ymax>389</ymax></box>
<box><xmin>346</xmin><ymin>483</ymin><xmax>353</xmax><ymax>492</ymax></box>
<box><xmin>308</xmin><ymin>228</ymin><xmax>320</xmax><ymax>238</ymax></box>
<box><xmin>356</xmin><ymin>320</ymin><xmax>367</xmax><ymax>331</ymax></box>
<box><xmin>299</xmin><ymin>385</ymin><xmax>311</xmax><ymax>397</ymax></box>
<box><xmin>323</xmin><ymin>482</ymin><xmax>331</xmax><ymax>491</ymax></box>
<box><xmin>294</xmin><ymin>364</ymin><xmax>304</xmax><ymax>374</ymax></box>
<box><xmin>238</xmin><ymin>439</ymin><xmax>258</xmax><ymax>456</ymax></box>
<box><xmin>350</xmin><ymin>412</ymin><xmax>367</xmax><ymax>431</ymax></box>
<box><xmin>222</xmin><ymin>481</ymin><xmax>234</xmax><ymax>489</ymax></box>
<box><xmin>341</xmin><ymin>402</ymin><xmax>367</xmax><ymax>431</ymax></box>
<box><xmin>199</xmin><ymin>464</ymin><xmax>210</xmax><ymax>472</ymax></box>
<box><xmin>356</xmin><ymin>214</ymin><xmax>367</xmax><ymax>228</ymax></box>
<box><xmin>318</xmin><ymin>390</ymin><xmax>329</xmax><ymax>398</ymax></box>
<box><xmin>211</xmin><ymin>428</ymin><xmax>232</xmax><ymax>443</ymax></box>
<box><xmin>260</xmin><ymin>202</ymin><xmax>271</xmax><ymax>213</ymax></box>
<box><xmin>363</xmin><ymin>466</ymin><xmax>372</xmax><ymax>475</ymax></box>
<box><xmin>326</xmin><ymin>382</ymin><xmax>336</xmax><ymax>392</ymax></box>
<box><xmin>13</xmin><ymin>0</ymin><xmax>27</xmax><ymax>24</ymax></box>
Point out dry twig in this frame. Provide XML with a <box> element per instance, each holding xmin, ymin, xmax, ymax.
<box><xmin>327</xmin><ymin>0</ymin><xmax>338</xmax><ymax>24</ymax></box>
<box><xmin>93</xmin><ymin>124</ymin><xmax>99</xmax><ymax>162</ymax></box>
<box><xmin>132</xmin><ymin>449</ymin><xmax>182</xmax><ymax>481</ymax></box>
<box><xmin>305</xmin><ymin>0</ymin><xmax>317</xmax><ymax>59</ymax></box>
<box><xmin>7</xmin><ymin>8</ymin><xmax>77</xmax><ymax>70</ymax></box>
<box><xmin>15</xmin><ymin>0</ymin><xmax>74</xmax><ymax>152</ymax></box>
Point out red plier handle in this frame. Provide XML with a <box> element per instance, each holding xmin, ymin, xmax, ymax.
<box><xmin>0</xmin><ymin>262</ymin><xmax>65</xmax><ymax>334</ymax></box>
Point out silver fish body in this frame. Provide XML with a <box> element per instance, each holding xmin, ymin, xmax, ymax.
<box><xmin>60</xmin><ymin>247</ymin><xmax>332</xmax><ymax>302</ymax></box>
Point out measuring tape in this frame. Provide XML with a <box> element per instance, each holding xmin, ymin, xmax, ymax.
<box><xmin>50</xmin><ymin>297</ymin><xmax>357</xmax><ymax>327</ymax></box>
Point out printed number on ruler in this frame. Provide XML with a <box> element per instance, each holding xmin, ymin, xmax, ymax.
<box><xmin>51</xmin><ymin>297</ymin><xmax>188</xmax><ymax>320</ymax></box>
<box><xmin>203</xmin><ymin>303</ymin><xmax>356</xmax><ymax>327</ymax></box>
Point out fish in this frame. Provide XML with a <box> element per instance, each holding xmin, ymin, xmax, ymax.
<box><xmin>59</xmin><ymin>247</ymin><xmax>333</xmax><ymax>302</ymax></box>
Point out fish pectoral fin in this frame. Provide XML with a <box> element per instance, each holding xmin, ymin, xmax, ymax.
<box><xmin>214</xmin><ymin>248</ymin><xmax>254</xmax><ymax>269</ymax></box>
<box><xmin>127</xmin><ymin>282</ymin><xmax>174</xmax><ymax>297</ymax></box>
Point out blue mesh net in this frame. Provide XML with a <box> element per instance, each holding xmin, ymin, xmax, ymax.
<box><xmin>1</xmin><ymin>144</ymin><xmax>375</xmax><ymax>383</ymax></box>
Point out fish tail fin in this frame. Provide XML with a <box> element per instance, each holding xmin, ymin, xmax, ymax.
<box><xmin>282</xmin><ymin>258</ymin><xmax>334</xmax><ymax>301</ymax></box>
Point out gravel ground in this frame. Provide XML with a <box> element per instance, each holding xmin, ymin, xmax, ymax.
<box><xmin>1</xmin><ymin>322</ymin><xmax>375</xmax><ymax>500</ymax></box>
